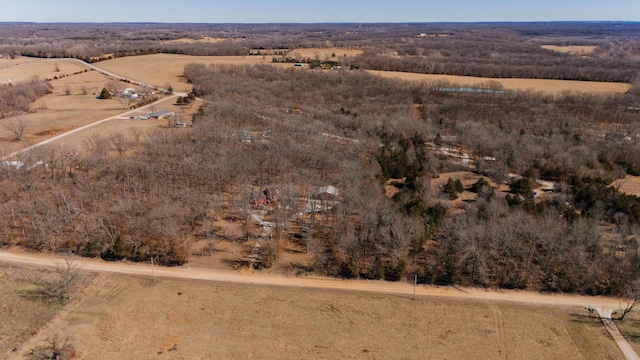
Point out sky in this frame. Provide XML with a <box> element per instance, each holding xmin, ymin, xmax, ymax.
<box><xmin>1</xmin><ymin>0</ymin><xmax>639</xmax><ymax>23</ymax></box>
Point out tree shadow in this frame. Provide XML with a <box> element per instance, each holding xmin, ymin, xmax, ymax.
<box><xmin>279</xmin><ymin>262</ymin><xmax>314</xmax><ymax>276</ymax></box>
<box><xmin>221</xmin><ymin>258</ymin><xmax>251</xmax><ymax>270</ymax></box>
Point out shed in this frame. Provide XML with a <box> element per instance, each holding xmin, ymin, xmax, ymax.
<box><xmin>149</xmin><ymin>110</ymin><xmax>170</xmax><ymax>119</ymax></box>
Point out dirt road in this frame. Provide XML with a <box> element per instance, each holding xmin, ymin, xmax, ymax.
<box><xmin>0</xmin><ymin>250</ymin><xmax>629</xmax><ymax>309</ymax></box>
<box><xmin>7</xmin><ymin>250</ymin><xmax>639</xmax><ymax>359</ymax></box>
<box><xmin>596</xmin><ymin>307</ymin><xmax>640</xmax><ymax>360</ymax></box>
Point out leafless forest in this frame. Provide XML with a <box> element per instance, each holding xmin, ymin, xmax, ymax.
<box><xmin>1</xmin><ymin>22</ymin><xmax>640</xmax><ymax>296</ymax></box>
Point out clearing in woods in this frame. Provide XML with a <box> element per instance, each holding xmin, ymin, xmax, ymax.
<box><xmin>287</xmin><ymin>47</ymin><xmax>364</xmax><ymax>60</ymax></box>
<box><xmin>10</xmin><ymin>271</ymin><xmax>624</xmax><ymax>360</ymax></box>
<box><xmin>161</xmin><ymin>36</ymin><xmax>230</xmax><ymax>44</ymax></box>
<box><xmin>612</xmin><ymin>175</ymin><xmax>640</xmax><ymax>197</ymax></box>
<box><xmin>541</xmin><ymin>45</ymin><xmax>598</xmax><ymax>56</ymax></box>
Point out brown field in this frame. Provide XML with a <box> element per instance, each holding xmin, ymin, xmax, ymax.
<box><xmin>0</xmin><ymin>70</ymin><xmax>161</xmax><ymax>155</ymax></box>
<box><xmin>541</xmin><ymin>45</ymin><xmax>598</xmax><ymax>56</ymax></box>
<box><xmin>612</xmin><ymin>175</ymin><xmax>640</xmax><ymax>197</ymax></box>
<box><xmin>613</xmin><ymin>312</ymin><xmax>640</xmax><ymax>356</ymax></box>
<box><xmin>0</xmin><ymin>263</ymin><xmax>70</xmax><ymax>356</ymax></box>
<box><xmin>0</xmin><ymin>58</ymin><xmax>86</xmax><ymax>83</ymax></box>
<box><xmin>11</xmin><ymin>272</ymin><xmax>622</xmax><ymax>360</ymax></box>
<box><xmin>368</xmin><ymin>70</ymin><xmax>631</xmax><ymax>95</ymax></box>
<box><xmin>161</xmin><ymin>36</ymin><xmax>230</xmax><ymax>44</ymax></box>
<box><xmin>95</xmin><ymin>54</ymin><xmax>266</xmax><ymax>92</ymax></box>
<box><xmin>288</xmin><ymin>47</ymin><xmax>364</xmax><ymax>60</ymax></box>
<box><xmin>42</xmin><ymin>96</ymin><xmax>200</xmax><ymax>150</ymax></box>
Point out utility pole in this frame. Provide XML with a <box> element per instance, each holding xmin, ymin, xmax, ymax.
<box><xmin>151</xmin><ymin>256</ymin><xmax>155</xmax><ymax>282</ymax></box>
<box><xmin>413</xmin><ymin>274</ymin><xmax>417</xmax><ymax>299</ymax></box>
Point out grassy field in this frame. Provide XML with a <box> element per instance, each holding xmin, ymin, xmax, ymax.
<box><xmin>41</xmin><ymin>96</ymin><xmax>200</xmax><ymax>150</ymax></box>
<box><xmin>0</xmin><ymin>70</ymin><xmax>133</xmax><ymax>154</ymax></box>
<box><xmin>96</xmin><ymin>54</ymin><xmax>266</xmax><ymax>92</ymax></box>
<box><xmin>11</xmin><ymin>272</ymin><xmax>622</xmax><ymax>360</ymax></box>
<box><xmin>614</xmin><ymin>312</ymin><xmax>640</xmax><ymax>356</ymax></box>
<box><xmin>541</xmin><ymin>45</ymin><xmax>598</xmax><ymax>56</ymax></box>
<box><xmin>0</xmin><ymin>58</ymin><xmax>86</xmax><ymax>83</ymax></box>
<box><xmin>162</xmin><ymin>36</ymin><xmax>229</xmax><ymax>44</ymax></box>
<box><xmin>612</xmin><ymin>175</ymin><xmax>640</xmax><ymax>197</ymax></box>
<box><xmin>0</xmin><ymin>263</ymin><xmax>71</xmax><ymax>356</ymax></box>
<box><xmin>288</xmin><ymin>47</ymin><xmax>364</xmax><ymax>60</ymax></box>
<box><xmin>368</xmin><ymin>70</ymin><xmax>632</xmax><ymax>95</ymax></box>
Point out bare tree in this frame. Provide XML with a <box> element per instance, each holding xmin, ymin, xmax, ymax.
<box><xmin>56</xmin><ymin>254</ymin><xmax>79</xmax><ymax>300</ymax></box>
<box><xmin>130</xmin><ymin>127</ymin><xmax>142</xmax><ymax>144</ymax></box>
<box><xmin>116</xmin><ymin>94</ymin><xmax>133</xmax><ymax>109</ymax></box>
<box><xmin>225</xmin><ymin>223</ymin><xmax>241</xmax><ymax>254</ymax></box>
<box><xmin>1</xmin><ymin>117</ymin><xmax>27</xmax><ymax>141</ymax></box>
<box><xmin>110</xmin><ymin>133</ymin><xmax>128</xmax><ymax>155</ymax></box>
<box><xmin>30</xmin><ymin>331</ymin><xmax>76</xmax><ymax>360</ymax></box>
<box><xmin>617</xmin><ymin>279</ymin><xmax>640</xmax><ymax>321</ymax></box>
<box><xmin>106</xmin><ymin>80</ymin><xmax>122</xmax><ymax>95</ymax></box>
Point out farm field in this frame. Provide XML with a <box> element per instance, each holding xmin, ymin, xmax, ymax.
<box><xmin>288</xmin><ymin>47</ymin><xmax>364</xmax><ymax>59</ymax></box>
<box><xmin>0</xmin><ymin>58</ymin><xmax>87</xmax><ymax>83</ymax></box>
<box><xmin>96</xmin><ymin>54</ymin><xmax>267</xmax><ymax>92</ymax></box>
<box><xmin>10</xmin><ymin>271</ymin><xmax>623</xmax><ymax>360</ymax></box>
<box><xmin>541</xmin><ymin>45</ymin><xmax>598</xmax><ymax>55</ymax></box>
<box><xmin>161</xmin><ymin>36</ymin><xmax>229</xmax><ymax>44</ymax></box>
<box><xmin>367</xmin><ymin>70</ymin><xmax>632</xmax><ymax>95</ymax></box>
<box><xmin>0</xmin><ymin>263</ymin><xmax>78</xmax><ymax>357</ymax></box>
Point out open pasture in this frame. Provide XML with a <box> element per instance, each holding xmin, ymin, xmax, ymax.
<box><xmin>161</xmin><ymin>36</ymin><xmax>230</xmax><ymax>44</ymax></box>
<box><xmin>367</xmin><ymin>70</ymin><xmax>632</xmax><ymax>95</ymax></box>
<box><xmin>0</xmin><ymin>58</ymin><xmax>86</xmax><ymax>83</ymax></box>
<box><xmin>14</xmin><ymin>273</ymin><xmax>623</xmax><ymax>360</ymax></box>
<box><xmin>288</xmin><ymin>47</ymin><xmax>364</xmax><ymax>60</ymax></box>
<box><xmin>541</xmin><ymin>45</ymin><xmax>598</xmax><ymax>56</ymax></box>
<box><xmin>96</xmin><ymin>54</ymin><xmax>266</xmax><ymax>92</ymax></box>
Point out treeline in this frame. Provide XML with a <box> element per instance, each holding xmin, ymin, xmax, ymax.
<box><xmin>0</xmin><ymin>78</ymin><xmax>51</xmax><ymax>117</ymax></box>
<box><xmin>354</xmin><ymin>53</ymin><xmax>637</xmax><ymax>82</ymax></box>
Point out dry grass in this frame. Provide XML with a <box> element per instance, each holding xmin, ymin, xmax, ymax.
<box><xmin>0</xmin><ymin>263</ymin><xmax>67</xmax><ymax>356</ymax></box>
<box><xmin>613</xmin><ymin>312</ymin><xmax>640</xmax><ymax>356</ymax></box>
<box><xmin>288</xmin><ymin>47</ymin><xmax>363</xmax><ymax>60</ymax></box>
<box><xmin>42</xmin><ymin>97</ymin><xmax>199</xmax><ymax>150</ymax></box>
<box><xmin>96</xmin><ymin>54</ymin><xmax>267</xmax><ymax>92</ymax></box>
<box><xmin>162</xmin><ymin>37</ymin><xmax>229</xmax><ymax>44</ymax></box>
<box><xmin>15</xmin><ymin>273</ymin><xmax>622</xmax><ymax>360</ymax></box>
<box><xmin>541</xmin><ymin>45</ymin><xmax>598</xmax><ymax>56</ymax></box>
<box><xmin>0</xmin><ymin>70</ymin><xmax>138</xmax><ymax>154</ymax></box>
<box><xmin>0</xmin><ymin>58</ymin><xmax>86</xmax><ymax>83</ymax></box>
<box><xmin>368</xmin><ymin>70</ymin><xmax>631</xmax><ymax>95</ymax></box>
<box><xmin>612</xmin><ymin>175</ymin><xmax>640</xmax><ymax>197</ymax></box>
